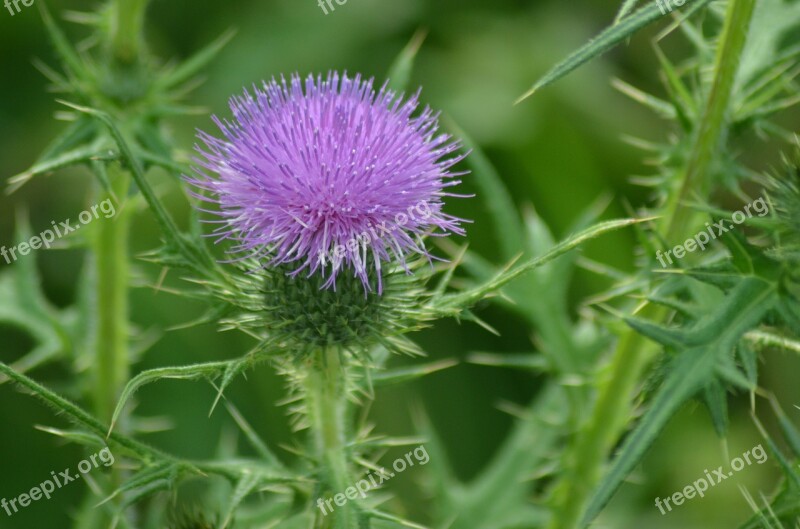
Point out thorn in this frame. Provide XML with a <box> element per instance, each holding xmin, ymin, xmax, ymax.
<box><xmin>514</xmin><ymin>86</ymin><xmax>536</xmax><ymax>105</ymax></box>
<box><xmin>154</xmin><ymin>266</ymin><xmax>169</xmax><ymax>293</ymax></box>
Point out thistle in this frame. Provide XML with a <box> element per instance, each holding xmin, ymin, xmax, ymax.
<box><xmin>187</xmin><ymin>72</ymin><xmax>467</xmax><ymax>293</ymax></box>
<box><xmin>7</xmin><ymin>1</ymin><xmax>797</xmax><ymax>529</ymax></box>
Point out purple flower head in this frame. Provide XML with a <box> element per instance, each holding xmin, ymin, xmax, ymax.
<box><xmin>187</xmin><ymin>72</ymin><xmax>468</xmax><ymax>293</ymax></box>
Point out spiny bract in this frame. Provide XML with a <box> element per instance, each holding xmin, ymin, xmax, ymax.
<box><xmin>187</xmin><ymin>71</ymin><xmax>468</xmax><ymax>293</ymax></box>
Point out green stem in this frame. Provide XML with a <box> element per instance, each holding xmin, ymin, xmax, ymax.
<box><xmin>661</xmin><ymin>0</ymin><xmax>757</xmax><ymax>244</ymax></box>
<box><xmin>93</xmin><ymin>171</ymin><xmax>131</xmax><ymax>424</ymax></box>
<box><xmin>548</xmin><ymin>1</ymin><xmax>756</xmax><ymax>527</ymax></box>
<box><xmin>306</xmin><ymin>347</ymin><xmax>359</xmax><ymax>528</ymax></box>
<box><xmin>110</xmin><ymin>0</ymin><xmax>148</xmax><ymax>64</ymax></box>
<box><xmin>87</xmin><ymin>169</ymin><xmax>131</xmax><ymax>527</ymax></box>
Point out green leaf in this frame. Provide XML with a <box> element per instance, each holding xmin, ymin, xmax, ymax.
<box><xmin>6</xmin><ymin>143</ymin><xmax>111</xmax><ymax>194</ymax></box>
<box><xmin>466</xmin><ymin>352</ymin><xmax>549</xmax><ymax>372</ymax></box>
<box><xmin>582</xmin><ymin>277</ymin><xmax>776</xmax><ymax>525</ymax></box>
<box><xmin>0</xmin><ymin>361</ymin><xmax>297</xmax><ymax>508</ymax></box>
<box><xmin>367</xmin><ymin>510</ymin><xmax>427</xmax><ymax>529</ymax></box>
<box><xmin>702</xmin><ymin>378</ymin><xmax>729</xmax><ymax>437</ymax></box>
<box><xmin>582</xmin><ymin>346</ymin><xmax>719</xmax><ymax>526</ymax></box>
<box><xmin>386</xmin><ymin>29</ymin><xmax>427</xmax><ymax>94</ymax></box>
<box><xmin>615</xmin><ymin>0</ymin><xmax>642</xmax><ymax>23</ymax></box>
<box><xmin>445</xmin><ymin>118</ymin><xmax>524</xmax><ymax>262</ymax></box>
<box><xmin>57</xmin><ymin>102</ymin><xmax>183</xmax><ymax>247</ymax></box>
<box><xmin>6</xmin><ymin>118</ymin><xmax>97</xmax><ymax>194</ymax></box>
<box><xmin>370</xmin><ymin>358</ymin><xmax>458</xmax><ymax>387</ymax></box>
<box><xmin>109</xmin><ymin>360</ymin><xmax>244</xmax><ymax>436</ymax></box>
<box><xmin>58</xmin><ymin>101</ymin><xmax>225</xmax><ymax>286</ymax></box>
<box><xmin>517</xmin><ymin>0</ymin><xmax>714</xmax><ymax>102</ymax></box>
<box><xmin>156</xmin><ymin>28</ymin><xmax>237</xmax><ymax>91</ymax></box>
<box><xmin>736</xmin><ymin>0</ymin><xmax>800</xmax><ymax>88</ymax></box>
<box><xmin>224</xmin><ymin>402</ymin><xmax>284</xmax><ymax>467</ymax></box>
<box><xmin>435</xmin><ymin>218</ymin><xmax>648</xmax><ymax>312</ymax></box>
<box><xmin>768</xmin><ymin>397</ymin><xmax>800</xmax><ymax>458</ymax></box>
<box><xmin>0</xmin><ymin>361</ymin><xmax>166</xmax><ymax>462</ymax></box>
<box><xmin>429</xmin><ymin>383</ymin><xmax>568</xmax><ymax>529</ymax></box>
<box><xmin>38</xmin><ymin>1</ymin><xmax>92</xmax><ymax>81</ymax></box>
<box><xmin>624</xmin><ymin>316</ymin><xmax>695</xmax><ymax>349</ymax></box>
<box><xmin>99</xmin><ymin>462</ymin><xmax>182</xmax><ymax>507</ymax></box>
<box><xmin>746</xmin><ymin>329</ymin><xmax>800</xmax><ymax>355</ymax></box>
<box><xmin>0</xmin><ymin>216</ymin><xmax>73</xmax><ymax>381</ymax></box>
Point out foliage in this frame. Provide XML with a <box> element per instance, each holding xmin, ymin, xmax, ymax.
<box><xmin>1</xmin><ymin>0</ymin><xmax>799</xmax><ymax>528</ymax></box>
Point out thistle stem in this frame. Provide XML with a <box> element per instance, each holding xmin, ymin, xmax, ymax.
<box><xmin>548</xmin><ymin>1</ymin><xmax>757</xmax><ymax>527</ymax></box>
<box><xmin>93</xmin><ymin>172</ymin><xmax>130</xmax><ymax>424</ymax></box>
<box><xmin>91</xmin><ymin>169</ymin><xmax>131</xmax><ymax>528</ymax></box>
<box><xmin>661</xmin><ymin>0</ymin><xmax>756</xmax><ymax>243</ymax></box>
<box><xmin>306</xmin><ymin>347</ymin><xmax>359</xmax><ymax>528</ymax></box>
<box><xmin>110</xmin><ymin>0</ymin><xmax>148</xmax><ymax>64</ymax></box>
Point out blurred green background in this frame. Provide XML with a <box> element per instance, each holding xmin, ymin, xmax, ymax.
<box><xmin>0</xmin><ymin>0</ymin><xmax>797</xmax><ymax>527</ymax></box>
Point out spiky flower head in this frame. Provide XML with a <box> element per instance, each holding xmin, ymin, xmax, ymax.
<box><xmin>188</xmin><ymin>72</ymin><xmax>467</xmax><ymax>293</ymax></box>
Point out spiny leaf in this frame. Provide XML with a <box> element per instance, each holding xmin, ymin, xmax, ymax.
<box><xmin>466</xmin><ymin>352</ymin><xmax>549</xmax><ymax>372</ymax></box>
<box><xmin>581</xmin><ymin>344</ymin><xmax>721</xmax><ymax>526</ymax></box>
<box><xmin>612</xmin><ymin>78</ymin><xmax>676</xmax><ymax>118</ymax></box>
<box><xmin>432</xmin><ymin>383</ymin><xmax>567</xmax><ymax>528</ymax></box>
<box><xmin>702</xmin><ymin>378</ymin><xmax>729</xmax><ymax>437</ymax></box>
<box><xmin>435</xmin><ymin>218</ymin><xmax>649</xmax><ymax>312</ymax></box>
<box><xmin>736</xmin><ymin>0</ymin><xmax>800</xmax><ymax>87</ymax></box>
<box><xmin>654</xmin><ymin>45</ymin><xmax>697</xmax><ymax>128</ymax></box>
<box><xmin>715</xmin><ymin>356</ymin><xmax>754</xmax><ymax>391</ymax></box>
<box><xmin>7</xmin><ymin>144</ymin><xmax>112</xmax><ymax>194</ymax></box>
<box><xmin>0</xmin><ymin>361</ymin><xmax>166</xmax><ymax>462</ymax></box>
<box><xmin>98</xmin><ymin>462</ymin><xmax>181</xmax><ymax>507</ymax></box>
<box><xmin>6</xmin><ymin>118</ymin><xmax>97</xmax><ymax>194</ymax></box>
<box><xmin>38</xmin><ymin>0</ymin><xmax>91</xmax><ymax>81</ymax></box>
<box><xmin>623</xmin><ymin>316</ymin><xmax>695</xmax><ymax>349</ymax></box>
<box><xmin>57</xmin><ymin>101</ymin><xmax>184</xmax><ymax>248</ymax></box>
<box><xmin>386</xmin><ymin>29</ymin><xmax>427</xmax><ymax>94</ymax></box>
<box><xmin>1</xmin><ymin>361</ymin><xmax>296</xmax><ymax>492</ymax></box>
<box><xmin>445</xmin><ymin>118</ymin><xmax>524</xmax><ymax>262</ymax></box>
<box><xmin>0</xmin><ymin>215</ymin><xmax>73</xmax><ymax>382</ymax></box>
<box><xmin>745</xmin><ymin>329</ymin><xmax>800</xmax><ymax>354</ymax></box>
<box><xmin>58</xmin><ymin>101</ymin><xmax>226</xmax><ymax>286</ymax></box>
<box><xmin>367</xmin><ymin>510</ymin><xmax>427</xmax><ymax>529</ymax></box>
<box><xmin>768</xmin><ymin>397</ymin><xmax>800</xmax><ymax>458</ymax></box>
<box><xmin>109</xmin><ymin>360</ymin><xmax>242</xmax><ymax>436</ymax></box>
<box><xmin>34</xmin><ymin>425</ymin><xmax>107</xmax><ymax>447</ymax></box>
<box><xmin>210</xmin><ymin>356</ymin><xmax>253</xmax><ymax>415</ymax></box>
<box><xmin>370</xmin><ymin>358</ymin><xmax>458</xmax><ymax>387</ymax></box>
<box><xmin>156</xmin><ymin>28</ymin><xmax>237</xmax><ymax>90</ymax></box>
<box><xmin>582</xmin><ymin>277</ymin><xmax>776</xmax><ymax>525</ymax></box>
<box><xmin>516</xmin><ymin>0</ymin><xmax>715</xmax><ymax>102</ymax></box>
<box><xmin>224</xmin><ymin>402</ymin><xmax>284</xmax><ymax>467</ymax></box>
<box><xmin>220</xmin><ymin>472</ymin><xmax>260</xmax><ymax>529</ymax></box>
<box><xmin>615</xmin><ymin>0</ymin><xmax>642</xmax><ymax>23</ymax></box>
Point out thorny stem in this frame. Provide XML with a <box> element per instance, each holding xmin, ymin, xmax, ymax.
<box><xmin>91</xmin><ymin>168</ymin><xmax>130</xmax><ymax>525</ymax></box>
<box><xmin>547</xmin><ymin>0</ymin><xmax>757</xmax><ymax>527</ymax></box>
<box><xmin>92</xmin><ymin>170</ymin><xmax>130</xmax><ymax>425</ymax></box>
<box><xmin>110</xmin><ymin>0</ymin><xmax>148</xmax><ymax>64</ymax></box>
<box><xmin>306</xmin><ymin>347</ymin><xmax>359</xmax><ymax>528</ymax></box>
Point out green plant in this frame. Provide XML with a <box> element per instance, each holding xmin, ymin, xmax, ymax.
<box><xmin>1</xmin><ymin>1</ymin><xmax>799</xmax><ymax>528</ymax></box>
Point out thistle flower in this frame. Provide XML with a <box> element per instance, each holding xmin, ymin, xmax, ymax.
<box><xmin>188</xmin><ymin>72</ymin><xmax>467</xmax><ymax>293</ymax></box>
